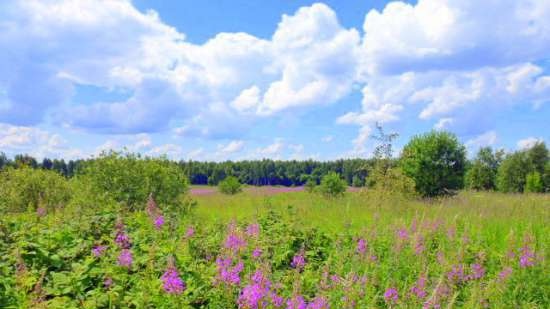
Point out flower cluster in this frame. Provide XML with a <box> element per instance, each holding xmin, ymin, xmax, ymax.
<box><xmin>291</xmin><ymin>250</ymin><xmax>306</xmax><ymax>270</ymax></box>
<box><xmin>161</xmin><ymin>260</ymin><xmax>186</xmax><ymax>295</ymax></box>
<box><xmin>216</xmin><ymin>257</ymin><xmax>244</xmax><ymax>286</ymax></box>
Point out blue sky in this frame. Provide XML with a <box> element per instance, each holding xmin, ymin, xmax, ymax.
<box><xmin>0</xmin><ymin>0</ymin><xmax>549</xmax><ymax>161</ymax></box>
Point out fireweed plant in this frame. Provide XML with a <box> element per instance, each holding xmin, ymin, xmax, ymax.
<box><xmin>0</xmin><ymin>191</ymin><xmax>548</xmax><ymax>308</ymax></box>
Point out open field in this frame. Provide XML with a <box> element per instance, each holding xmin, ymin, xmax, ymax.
<box><xmin>1</xmin><ymin>190</ymin><xmax>548</xmax><ymax>308</ymax></box>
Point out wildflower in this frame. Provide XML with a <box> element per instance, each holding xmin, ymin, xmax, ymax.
<box><xmin>154</xmin><ymin>215</ymin><xmax>165</xmax><ymax>229</ymax></box>
<box><xmin>384</xmin><ymin>287</ymin><xmax>399</xmax><ymax>304</ymax></box>
<box><xmin>185</xmin><ymin>227</ymin><xmax>195</xmax><ymax>238</ymax></box>
<box><xmin>216</xmin><ymin>257</ymin><xmax>244</xmax><ymax>285</ymax></box>
<box><xmin>271</xmin><ymin>293</ymin><xmax>284</xmax><ymax>307</ymax></box>
<box><xmin>356</xmin><ymin>238</ymin><xmax>367</xmax><ymax>255</ymax></box>
<box><xmin>246</xmin><ymin>223</ymin><xmax>260</xmax><ymax>238</ymax></box>
<box><xmin>410</xmin><ymin>275</ymin><xmax>427</xmax><ymax>299</ymax></box>
<box><xmin>497</xmin><ymin>267</ymin><xmax>513</xmax><ymax>282</ymax></box>
<box><xmin>36</xmin><ymin>207</ymin><xmax>47</xmax><ymax>217</ymax></box>
<box><xmin>161</xmin><ymin>261</ymin><xmax>186</xmax><ymax>294</ymax></box>
<box><xmin>238</xmin><ymin>270</ymin><xmax>271</xmax><ymax>309</ymax></box>
<box><xmin>115</xmin><ymin>231</ymin><xmax>131</xmax><ymax>249</ymax></box>
<box><xmin>291</xmin><ymin>251</ymin><xmax>306</xmax><ymax>270</ymax></box>
<box><xmin>104</xmin><ymin>277</ymin><xmax>113</xmax><ymax>288</ymax></box>
<box><xmin>92</xmin><ymin>245</ymin><xmax>107</xmax><ymax>257</ymax></box>
<box><xmin>117</xmin><ymin>249</ymin><xmax>133</xmax><ymax>268</ymax></box>
<box><xmin>307</xmin><ymin>296</ymin><xmax>329</xmax><ymax>309</ymax></box>
<box><xmin>519</xmin><ymin>246</ymin><xmax>535</xmax><ymax>268</ymax></box>
<box><xmin>468</xmin><ymin>263</ymin><xmax>485</xmax><ymax>280</ymax></box>
<box><xmin>146</xmin><ymin>193</ymin><xmax>159</xmax><ymax>217</ymax></box>
<box><xmin>396</xmin><ymin>228</ymin><xmax>409</xmax><ymax>240</ymax></box>
<box><xmin>414</xmin><ymin>236</ymin><xmax>425</xmax><ymax>255</ymax></box>
<box><xmin>447</xmin><ymin>265</ymin><xmax>465</xmax><ymax>283</ymax></box>
<box><xmin>225</xmin><ymin>232</ymin><xmax>247</xmax><ymax>252</ymax></box>
<box><xmin>252</xmin><ymin>247</ymin><xmax>262</xmax><ymax>259</ymax></box>
<box><xmin>286</xmin><ymin>295</ymin><xmax>307</xmax><ymax>309</ymax></box>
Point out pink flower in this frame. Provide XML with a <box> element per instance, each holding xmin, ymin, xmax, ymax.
<box><xmin>92</xmin><ymin>245</ymin><xmax>107</xmax><ymax>257</ymax></box>
<box><xmin>36</xmin><ymin>207</ymin><xmax>47</xmax><ymax>217</ymax></box>
<box><xmin>252</xmin><ymin>247</ymin><xmax>262</xmax><ymax>259</ymax></box>
<box><xmin>185</xmin><ymin>227</ymin><xmax>195</xmax><ymax>238</ymax></box>
<box><xmin>154</xmin><ymin>215</ymin><xmax>165</xmax><ymax>229</ymax></box>
<box><xmin>519</xmin><ymin>246</ymin><xmax>535</xmax><ymax>268</ymax></box>
<box><xmin>225</xmin><ymin>233</ymin><xmax>247</xmax><ymax>252</ymax></box>
<box><xmin>384</xmin><ymin>287</ymin><xmax>399</xmax><ymax>304</ymax></box>
<box><xmin>117</xmin><ymin>249</ymin><xmax>133</xmax><ymax>268</ymax></box>
<box><xmin>497</xmin><ymin>267</ymin><xmax>513</xmax><ymax>282</ymax></box>
<box><xmin>356</xmin><ymin>238</ymin><xmax>367</xmax><ymax>255</ymax></box>
<box><xmin>161</xmin><ymin>266</ymin><xmax>186</xmax><ymax>294</ymax></box>
<box><xmin>291</xmin><ymin>251</ymin><xmax>306</xmax><ymax>270</ymax></box>
<box><xmin>246</xmin><ymin>223</ymin><xmax>260</xmax><ymax>238</ymax></box>
<box><xmin>286</xmin><ymin>295</ymin><xmax>307</xmax><ymax>309</ymax></box>
<box><xmin>410</xmin><ymin>275</ymin><xmax>427</xmax><ymax>299</ymax></box>
<box><xmin>216</xmin><ymin>257</ymin><xmax>244</xmax><ymax>286</ymax></box>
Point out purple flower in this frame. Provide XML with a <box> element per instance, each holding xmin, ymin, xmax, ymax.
<box><xmin>117</xmin><ymin>249</ymin><xmax>133</xmax><ymax>268</ymax></box>
<box><xmin>238</xmin><ymin>270</ymin><xmax>274</xmax><ymax>309</ymax></box>
<box><xmin>468</xmin><ymin>263</ymin><xmax>485</xmax><ymax>280</ymax></box>
<box><xmin>161</xmin><ymin>266</ymin><xmax>186</xmax><ymax>294</ymax></box>
<box><xmin>36</xmin><ymin>207</ymin><xmax>47</xmax><ymax>217</ymax></box>
<box><xmin>396</xmin><ymin>228</ymin><xmax>409</xmax><ymax>240</ymax></box>
<box><xmin>291</xmin><ymin>251</ymin><xmax>306</xmax><ymax>270</ymax></box>
<box><xmin>286</xmin><ymin>295</ymin><xmax>307</xmax><ymax>309</ymax></box>
<box><xmin>384</xmin><ymin>287</ymin><xmax>399</xmax><ymax>304</ymax></box>
<box><xmin>104</xmin><ymin>277</ymin><xmax>113</xmax><ymax>288</ymax></box>
<box><xmin>216</xmin><ymin>257</ymin><xmax>244</xmax><ymax>285</ymax></box>
<box><xmin>497</xmin><ymin>267</ymin><xmax>513</xmax><ymax>282</ymax></box>
<box><xmin>225</xmin><ymin>233</ymin><xmax>247</xmax><ymax>252</ymax></box>
<box><xmin>447</xmin><ymin>265</ymin><xmax>465</xmax><ymax>283</ymax></box>
<box><xmin>92</xmin><ymin>245</ymin><xmax>107</xmax><ymax>257</ymax></box>
<box><xmin>519</xmin><ymin>246</ymin><xmax>535</xmax><ymax>268</ymax></box>
<box><xmin>154</xmin><ymin>215</ymin><xmax>165</xmax><ymax>229</ymax></box>
<box><xmin>307</xmin><ymin>296</ymin><xmax>329</xmax><ymax>309</ymax></box>
<box><xmin>115</xmin><ymin>231</ymin><xmax>131</xmax><ymax>249</ymax></box>
<box><xmin>410</xmin><ymin>275</ymin><xmax>427</xmax><ymax>299</ymax></box>
<box><xmin>252</xmin><ymin>248</ymin><xmax>262</xmax><ymax>259</ymax></box>
<box><xmin>414</xmin><ymin>236</ymin><xmax>425</xmax><ymax>255</ymax></box>
<box><xmin>185</xmin><ymin>227</ymin><xmax>195</xmax><ymax>238</ymax></box>
<box><xmin>356</xmin><ymin>238</ymin><xmax>367</xmax><ymax>255</ymax></box>
<box><xmin>271</xmin><ymin>293</ymin><xmax>284</xmax><ymax>307</ymax></box>
<box><xmin>246</xmin><ymin>223</ymin><xmax>260</xmax><ymax>238</ymax></box>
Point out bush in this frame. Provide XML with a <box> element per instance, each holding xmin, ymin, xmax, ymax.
<box><xmin>400</xmin><ymin>131</ymin><xmax>466</xmax><ymax>197</ymax></box>
<box><xmin>75</xmin><ymin>152</ymin><xmax>188</xmax><ymax>211</ymax></box>
<box><xmin>218</xmin><ymin>176</ymin><xmax>242</xmax><ymax>195</ymax></box>
<box><xmin>304</xmin><ymin>177</ymin><xmax>317</xmax><ymax>193</ymax></box>
<box><xmin>525</xmin><ymin>171</ymin><xmax>543</xmax><ymax>193</ymax></box>
<box><xmin>318</xmin><ymin>172</ymin><xmax>346</xmax><ymax>197</ymax></box>
<box><xmin>351</xmin><ymin>175</ymin><xmax>365</xmax><ymax>187</ymax></box>
<box><xmin>368</xmin><ymin>165</ymin><xmax>416</xmax><ymax>198</ymax></box>
<box><xmin>465</xmin><ymin>147</ymin><xmax>502</xmax><ymax>190</ymax></box>
<box><xmin>0</xmin><ymin>167</ymin><xmax>71</xmax><ymax>212</ymax></box>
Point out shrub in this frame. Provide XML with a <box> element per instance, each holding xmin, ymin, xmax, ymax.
<box><xmin>351</xmin><ymin>175</ymin><xmax>365</xmax><ymax>187</ymax></box>
<box><xmin>0</xmin><ymin>167</ymin><xmax>71</xmax><ymax>212</ymax></box>
<box><xmin>368</xmin><ymin>165</ymin><xmax>416</xmax><ymax>198</ymax></box>
<box><xmin>525</xmin><ymin>172</ymin><xmax>543</xmax><ymax>193</ymax></box>
<box><xmin>218</xmin><ymin>176</ymin><xmax>242</xmax><ymax>195</ymax></box>
<box><xmin>318</xmin><ymin>172</ymin><xmax>346</xmax><ymax>197</ymax></box>
<box><xmin>400</xmin><ymin>131</ymin><xmax>466</xmax><ymax>197</ymax></box>
<box><xmin>465</xmin><ymin>147</ymin><xmax>502</xmax><ymax>191</ymax></box>
<box><xmin>75</xmin><ymin>152</ymin><xmax>188</xmax><ymax>211</ymax></box>
<box><xmin>305</xmin><ymin>177</ymin><xmax>317</xmax><ymax>193</ymax></box>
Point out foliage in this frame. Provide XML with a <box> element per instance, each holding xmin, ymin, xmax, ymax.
<box><xmin>368</xmin><ymin>166</ymin><xmax>416</xmax><ymax>198</ymax></box>
<box><xmin>0</xmin><ymin>191</ymin><xmax>548</xmax><ymax>308</ymax></box>
<box><xmin>76</xmin><ymin>152</ymin><xmax>188</xmax><ymax>211</ymax></box>
<box><xmin>496</xmin><ymin>151</ymin><xmax>532</xmax><ymax>193</ymax></box>
<box><xmin>525</xmin><ymin>172</ymin><xmax>543</xmax><ymax>193</ymax></box>
<box><xmin>318</xmin><ymin>172</ymin><xmax>347</xmax><ymax>197</ymax></box>
<box><xmin>218</xmin><ymin>176</ymin><xmax>242</xmax><ymax>195</ymax></box>
<box><xmin>465</xmin><ymin>147</ymin><xmax>503</xmax><ymax>190</ymax></box>
<box><xmin>400</xmin><ymin>131</ymin><xmax>467</xmax><ymax>197</ymax></box>
<box><xmin>0</xmin><ymin>167</ymin><xmax>71</xmax><ymax>212</ymax></box>
<box><xmin>304</xmin><ymin>177</ymin><xmax>317</xmax><ymax>193</ymax></box>
<box><xmin>351</xmin><ymin>175</ymin><xmax>365</xmax><ymax>187</ymax></box>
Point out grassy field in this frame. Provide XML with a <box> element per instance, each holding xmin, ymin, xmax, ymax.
<box><xmin>1</xmin><ymin>189</ymin><xmax>549</xmax><ymax>308</ymax></box>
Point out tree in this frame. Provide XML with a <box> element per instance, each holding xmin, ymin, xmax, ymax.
<box><xmin>527</xmin><ymin>142</ymin><xmax>548</xmax><ymax>175</ymax></box>
<box><xmin>318</xmin><ymin>172</ymin><xmax>347</xmax><ymax>197</ymax></box>
<box><xmin>352</xmin><ymin>175</ymin><xmax>365</xmax><ymax>187</ymax></box>
<box><xmin>496</xmin><ymin>151</ymin><xmax>532</xmax><ymax>193</ymax></box>
<box><xmin>0</xmin><ymin>152</ymin><xmax>10</xmax><ymax>170</ymax></box>
<box><xmin>218</xmin><ymin>176</ymin><xmax>242</xmax><ymax>195</ymax></box>
<box><xmin>465</xmin><ymin>147</ymin><xmax>501</xmax><ymax>190</ymax></box>
<box><xmin>400</xmin><ymin>131</ymin><xmax>466</xmax><ymax>197</ymax></box>
<box><xmin>525</xmin><ymin>171</ymin><xmax>543</xmax><ymax>193</ymax></box>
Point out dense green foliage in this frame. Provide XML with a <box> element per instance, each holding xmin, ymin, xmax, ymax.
<box><xmin>525</xmin><ymin>172</ymin><xmax>543</xmax><ymax>193</ymax></box>
<box><xmin>465</xmin><ymin>147</ymin><xmax>503</xmax><ymax>190</ymax></box>
<box><xmin>76</xmin><ymin>152</ymin><xmax>188</xmax><ymax>211</ymax></box>
<box><xmin>218</xmin><ymin>176</ymin><xmax>243</xmax><ymax>195</ymax></box>
<box><xmin>400</xmin><ymin>131</ymin><xmax>466</xmax><ymax>196</ymax></box>
<box><xmin>0</xmin><ymin>190</ymin><xmax>548</xmax><ymax>308</ymax></box>
<box><xmin>0</xmin><ymin>167</ymin><xmax>71</xmax><ymax>212</ymax></box>
<box><xmin>318</xmin><ymin>172</ymin><xmax>347</xmax><ymax>197</ymax></box>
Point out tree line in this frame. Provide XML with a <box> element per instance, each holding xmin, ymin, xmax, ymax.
<box><xmin>1</xmin><ymin>131</ymin><xmax>549</xmax><ymax>195</ymax></box>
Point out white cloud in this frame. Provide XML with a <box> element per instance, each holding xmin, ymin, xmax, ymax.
<box><xmin>434</xmin><ymin>117</ymin><xmax>453</xmax><ymax>130</ymax></box>
<box><xmin>517</xmin><ymin>137</ymin><xmax>544</xmax><ymax>150</ymax></box>
<box><xmin>0</xmin><ymin>123</ymin><xmax>82</xmax><ymax>159</ymax></box>
<box><xmin>465</xmin><ymin>131</ymin><xmax>498</xmax><ymax>153</ymax></box>
<box><xmin>217</xmin><ymin>140</ymin><xmax>245</xmax><ymax>155</ymax></box>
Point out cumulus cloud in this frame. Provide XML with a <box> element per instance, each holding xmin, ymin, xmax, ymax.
<box><xmin>517</xmin><ymin>137</ymin><xmax>544</xmax><ymax>150</ymax></box>
<box><xmin>217</xmin><ymin>140</ymin><xmax>245</xmax><ymax>156</ymax></box>
<box><xmin>465</xmin><ymin>131</ymin><xmax>498</xmax><ymax>154</ymax></box>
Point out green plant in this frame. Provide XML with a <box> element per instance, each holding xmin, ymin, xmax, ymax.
<box><xmin>75</xmin><ymin>151</ymin><xmax>188</xmax><ymax>211</ymax></box>
<box><xmin>0</xmin><ymin>167</ymin><xmax>71</xmax><ymax>212</ymax></box>
<box><xmin>496</xmin><ymin>151</ymin><xmax>532</xmax><ymax>193</ymax></box>
<box><xmin>305</xmin><ymin>177</ymin><xmax>317</xmax><ymax>193</ymax></box>
<box><xmin>400</xmin><ymin>131</ymin><xmax>466</xmax><ymax>197</ymax></box>
<box><xmin>525</xmin><ymin>171</ymin><xmax>543</xmax><ymax>193</ymax></box>
<box><xmin>218</xmin><ymin>176</ymin><xmax>242</xmax><ymax>195</ymax></box>
<box><xmin>318</xmin><ymin>172</ymin><xmax>346</xmax><ymax>197</ymax></box>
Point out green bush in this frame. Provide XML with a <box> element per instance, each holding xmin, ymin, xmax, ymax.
<box><xmin>400</xmin><ymin>131</ymin><xmax>466</xmax><ymax>197</ymax></box>
<box><xmin>0</xmin><ymin>167</ymin><xmax>71</xmax><ymax>212</ymax></box>
<box><xmin>218</xmin><ymin>176</ymin><xmax>242</xmax><ymax>195</ymax></box>
<box><xmin>305</xmin><ymin>177</ymin><xmax>317</xmax><ymax>193</ymax></box>
<box><xmin>368</xmin><ymin>165</ymin><xmax>416</xmax><ymax>198</ymax></box>
<box><xmin>496</xmin><ymin>152</ymin><xmax>532</xmax><ymax>193</ymax></box>
<box><xmin>525</xmin><ymin>171</ymin><xmax>543</xmax><ymax>193</ymax></box>
<box><xmin>75</xmin><ymin>152</ymin><xmax>188</xmax><ymax>211</ymax></box>
<box><xmin>318</xmin><ymin>172</ymin><xmax>346</xmax><ymax>197</ymax></box>
<box><xmin>351</xmin><ymin>175</ymin><xmax>365</xmax><ymax>187</ymax></box>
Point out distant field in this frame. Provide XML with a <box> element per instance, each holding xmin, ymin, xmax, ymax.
<box><xmin>189</xmin><ymin>185</ymin><xmax>360</xmax><ymax>196</ymax></box>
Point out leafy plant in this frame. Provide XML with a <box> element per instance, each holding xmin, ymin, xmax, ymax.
<box><xmin>318</xmin><ymin>172</ymin><xmax>346</xmax><ymax>197</ymax></box>
<box><xmin>218</xmin><ymin>176</ymin><xmax>242</xmax><ymax>195</ymax></box>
